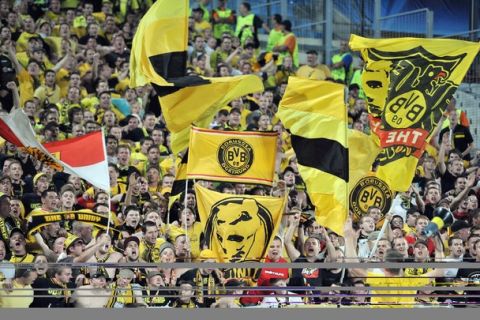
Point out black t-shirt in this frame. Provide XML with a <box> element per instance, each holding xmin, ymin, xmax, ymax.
<box><xmin>439</xmin><ymin>125</ymin><xmax>474</xmax><ymax>160</ymax></box>
<box><xmin>22</xmin><ymin>193</ymin><xmax>42</xmax><ymax>215</ymax></box>
<box><xmin>322</xmin><ymin>268</ymin><xmax>349</xmax><ymax>287</ymax></box>
<box><xmin>441</xmin><ymin>169</ymin><xmax>458</xmax><ymax>194</ymax></box>
<box><xmin>289</xmin><ymin>256</ymin><xmax>324</xmax><ymax>301</ymax></box>
<box><xmin>457</xmin><ymin>267</ymin><xmax>480</xmax><ymax>304</ymax></box>
<box><xmin>30</xmin><ymin>278</ymin><xmax>75</xmax><ymax>308</ymax></box>
<box><xmin>122</xmin><ymin>128</ymin><xmax>146</xmax><ymax>142</ymax></box>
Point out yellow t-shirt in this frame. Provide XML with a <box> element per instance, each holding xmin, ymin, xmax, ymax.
<box><xmin>139</xmin><ymin>238</ymin><xmax>166</xmax><ymax>263</ymax></box>
<box><xmin>17</xmin><ymin>69</ymin><xmax>36</xmax><ymax>106</ymax></box>
<box><xmin>34</xmin><ymin>85</ymin><xmax>62</xmax><ymax>105</ymax></box>
<box><xmin>296</xmin><ymin>64</ymin><xmax>331</xmax><ymax>80</ymax></box>
<box><xmin>0</xmin><ymin>280</ymin><xmax>34</xmax><ymax>308</ymax></box>
<box><xmin>366</xmin><ymin>271</ymin><xmax>431</xmax><ymax>308</ymax></box>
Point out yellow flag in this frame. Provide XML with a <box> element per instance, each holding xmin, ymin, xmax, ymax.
<box><xmin>348</xmin><ymin>129</ymin><xmax>380</xmax><ymax>191</ymax></box>
<box><xmin>195</xmin><ymin>184</ymin><xmax>286</xmax><ymax>262</ymax></box>
<box><xmin>129</xmin><ymin>0</ymin><xmax>188</xmax><ymax>87</ymax></box>
<box><xmin>165</xmin><ymin>75</ymin><xmax>264</xmax><ymax>154</ymax></box>
<box><xmin>350</xmin><ymin>35</ymin><xmax>480</xmax><ymax>191</ymax></box>
<box><xmin>129</xmin><ymin>0</ymin><xmax>264</xmax><ymax>155</ymax></box>
<box><xmin>187</xmin><ymin>127</ymin><xmax>278</xmax><ymax>185</ymax></box>
<box><xmin>277</xmin><ymin>77</ymin><xmax>348</xmax><ymax>236</ymax></box>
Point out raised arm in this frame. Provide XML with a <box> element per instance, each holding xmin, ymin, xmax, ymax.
<box><xmin>284</xmin><ymin>220</ymin><xmax>301</xmax><ymax>262</ymax></box>
<box><xmin>344</xmin><ymin>216</ymin><xmax>367</xmax><ymax>278</ymax></box>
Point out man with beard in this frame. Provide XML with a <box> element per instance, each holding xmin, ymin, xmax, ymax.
<box><xmin>72</xmin><ymin>272</ymin><xmax>110</xmax><ymax>308</ymax></box>
<box><xmin>86</xmin><ymin>232</ymin><xmax>123</xmax><ymax>280</ymax></box>
<box><xmin>118</xmin><ymin>236</ymin><xmax>148</xmax><ymax>286</ymax></box>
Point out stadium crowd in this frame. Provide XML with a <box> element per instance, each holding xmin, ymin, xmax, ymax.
<box><xmin>0</xmin><ymin>0</ymin><xmax>479</xmax><ymax>309</ymax></box>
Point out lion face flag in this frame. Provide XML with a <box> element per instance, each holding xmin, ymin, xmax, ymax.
<box><xmin>349</xmin><ymin>35</ymin><xmax>480</xmax><ymax>191</ymax></box>
<box><xmin>195</xmin><ymin>184</ymin><xmax>285</xmax><ymax>262</ymax></box>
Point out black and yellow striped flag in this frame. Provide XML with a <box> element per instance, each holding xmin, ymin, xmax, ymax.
<box><xmin>350</xmin><ymin>35</ymin><xmax>480</xmax><ymax>191</ymax></box>
<box><xmin>130</xmin><ymin>0</ymin><xmax>263</xmax><ymax>154</ymax></box>
<box><xmin>278</xmin><ymin>77</ymin><xmax>349</xmax><ymax>236</ymax></box>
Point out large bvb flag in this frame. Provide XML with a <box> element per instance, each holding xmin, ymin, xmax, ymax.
<box><xmin>350</xmin><ymin>35</ymin><xmax>480</xmax><ymax>191</ymax></box>
<box><xmin>130</xmin><ymin>0</ymin><xmax>263</xmax><ymax>154</ymax></box>
<box><xmin>187</xmin><ymin>127</ymin><xmax>278</xmax><ymax>185</ymax></box>
<box><xmin>195</xmin><ymin>184</ymin><xmax>286</xmax><ymax>263</ymax></box>
<box><xmin>277</xmin><ymin>77</ymin><xmax>349</xmax><ymax>236</ymax></box>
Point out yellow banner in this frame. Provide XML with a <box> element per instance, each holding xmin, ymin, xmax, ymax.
<box><xmin>350</xmin><ymin>35</ymin><xmax>480</xmax><ymax>191</ymax></box>
<box><xmin>187</xmin><ymin>127</ymin><xmax>278</xmax><ymax>185</ymax></box>
<box><xmin>195</xmin><ymin>184</ymin><xmax>286</xmax><ymax>262</ymax></box>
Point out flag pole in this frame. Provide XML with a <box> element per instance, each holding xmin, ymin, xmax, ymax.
<box><xmin>183</xmin><ymin>178</ymin><xmax>190</xmax><ymax>260</ymax></box>
<box><xmin>100</xmin><ymin>127</ymin><xmax>112</xmax><ymax>236</ymax></box>
<box><xmin>341</xmin><ymin>86</ymin><xmax>349</xmax><ymax>284</ymax></box>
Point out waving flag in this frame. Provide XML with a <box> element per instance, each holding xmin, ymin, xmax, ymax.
<box><xmin>129</xmin><ymin>0</ymin><xmax>263</xmax><ymax>154</ymax></box>
<box><xmin>278</xmin><ymin>77</ymin><xmax>349</xmax><ymax>236</ymax></box>
<box><xmin>0</xmin><ymin>109</ymin><xmax>109</xmax><ymax>191</ymax></box>
<box><xmin>350</xmin><ymin>35</ymin><xmax>480</xmax><ymax>191</ymax></box>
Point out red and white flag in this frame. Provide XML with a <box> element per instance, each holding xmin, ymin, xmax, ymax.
<box><xmin>0</xmin><ymin>109</ymin><xmax>109</xmax><ymax>191</ymax></box>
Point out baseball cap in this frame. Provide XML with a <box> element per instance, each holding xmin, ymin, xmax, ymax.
<box><xmin>146</xmin><ymin>271</ymin><xmax>162</xmax><ymax>279</ymax></box>
<box><xmin>283</xmin><ymin>166</ymin><xmax>295</xmax><ymax>175</ymax></box>
<box><xmin>118</xmin><ymin>268</ymin><xmax>135</xmax><ymax>279</ymax></box>
<box><xmin>9</xmin><ymin>227</ymin><xmax>25</xmax><ymax>239</ymax></box>
<box><xmin>123</xmin><ymin>236</ymin><xmax>140</xmax><ymax>250</ymax></box>
<box><xmin>33</xmin><ymin>172</ymin><xmax>47</xmax><ymax>185</ymax></box>
<box><xmin>64</xmin><ymin>234</ymin><xmax>84</xmax><ymax>251</ymax></box>
<box><xmin>91</xmin><ymin>271</ymin><xmax>107</xmax><ymax>279</ymax></box>
<box><xmin>158</xmin><ymin>242</ymin><xmax>175</xmax><ymax>256</ymax></box>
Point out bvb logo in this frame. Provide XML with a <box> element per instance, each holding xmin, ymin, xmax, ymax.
<box><xmin>349</xmin><ymin>176</ymin><xmax>393</xmax><ymax>221</ymax></box>
<box><xmin>204</xmin><ymin>197</ymin><xmax>274</xmax><ymax>262</ymax></box>
<box><xmin>217</xmin><ymin>139</ymin><xmax>254</xmax><ymax>175</ymax></box>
